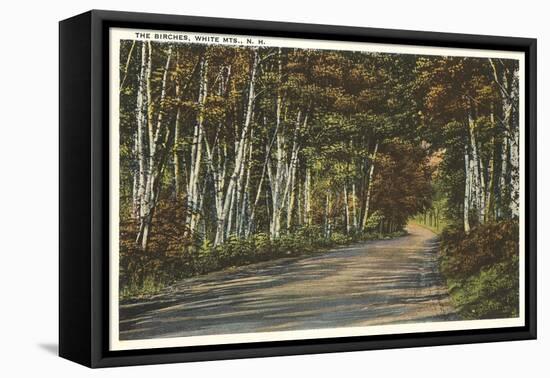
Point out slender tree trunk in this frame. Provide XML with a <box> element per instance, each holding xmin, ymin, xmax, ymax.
<box><xmin>135</xmin><ymin>42</ymin><xmax>149</xmax><ymax>222</ymax></box>
<box><xmin>464</xmin><ymin>141</ymin><xmax>471</xmax><ymax>233</ymax></box>
<box><xmin>204</xmin><ymin>132</ymin><xmax>225</xmax><ymax>245</ymax></box>
<box><xmin>146</xmin><ymin>42</ymin><xmax>154</xmax><ymax>159</ymax></box>
<box><xmin>204</xmin><ymin>64</ymin><xmax>232</xmax><ymax>245</ymax></box>
<box><xmin>351</xmin><ymin>183</ymin><xmax>357</xmax><ymax>230</ymax></box>
<box><xmin>217</xmin><ymin>49</ymin><xmax>259</xmax><ymax>243</ymax></box>
<box><xmin>172</xmin><ymin>84</ymin><xmax>182</xmax><ymax>201</ymax></box>
<box><xmin>327</xmin><ymin>193</ymin><xmax>333</xmax><ymax>238</ymax></box>
<box><xmin>269</xmin><ymin>49</ymin><xmax>286</xmax><ymax>239</ymax></box>
<box><xmin>304</xmin><ymin>166</ymin><xmax>311</xmax><ymax>226</ymax></box>
<box><xmin>344</xmin><ymin>185</ymin><xmax>350</xmax><ymax>234</ymax></box>
<box><xmin>490</xmin><ymin>58</ymin><xmax>519</xmax><ymax>218</ymax></box>
<box><xmin>132</xmin><ymin>134</ymin><xmax>140</xmax><ymax>218</ymax></box>
<box><xmin>246</xmin><ymin>120</ymin><xmax>277</xmax><ymax>237</ymax></box>
<box><xmin>361</xmin><ymin>141</ymin><xmax>379</xmax><ymax>230</ymax></box>
<box><xmin>499</xmin><ymin>135</ymin><xmax>509</xmax><ymax>219</ymax></box>
<box><xmin>239</xmin><ymin>133</ymin><xmax>254</xmax><ymax>236</ymax></box>
<box><xmin>132</xmin><ymin>49</ymin><xmax>145</xmax><ymax>221</ymax></box>
<box><xmin>297</xmin><ymin>177</ymin><xmax>303</xmax><ymax>226</ymax></box>
<box><xmin>120</xmin><ymin>40</ymin><xmax>136</xmax><ymax>90</ymax></box>
<box><xmin>280</xmin><ymin>112</ymin><xmax>305</xmax><ymax>233</ymax></box>
<box><xmin>233</xmin><ymin>137</ymin><xmax>246</xmax><ymax>236</ymax></box>
<box><xmin>508</xmin><ymin>70</ymin><xmax>520</xmax><ymax>217</ymax></box>
<box><xmin>235</xmin><ymin>129</ymin><xmax>252</xmax><ymax>236</ymax></box>
<box><xmin>286</xmin><ymin>151</ymin><xmax>300</xmax><ymax>230</ymax></box>
<box><xmin>136</xmin><ymin>44</ymin><xmax>173</xmax><ymax>250</ymax></box>
<box><xmin>186</xmin><ymin>56</ymin><xmax>208</xmax><ymax>236</ymax></box>
<box><xmin>467</xmin><ymin>108</ymin><xmax>484</xmax><ymax>224</ymax></box>
<box><xmin>485</xmin><ymin>108</ymin><xmax>497</xmax><ymax>222</ymax></box>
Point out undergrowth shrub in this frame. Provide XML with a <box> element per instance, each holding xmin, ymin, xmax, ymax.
<box><xmin>440</xmin><ymin>220</ymin><xmax>519</xmax><ymax>319</ymax></box>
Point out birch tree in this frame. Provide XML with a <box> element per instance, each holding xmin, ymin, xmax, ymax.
<box><xmin>215</xmin><ymin>49</ymin><xmax>260</xmax><ymax>245</ymax></box>
<box><xmin>185</xmin><ymin>56</ymin><xmax>209</xmax><ymax>236</ymax></box>
<box><xmin>136</xmin><ymin>44</ymin><xmax>173</xmax><ymax>250</ymax></box>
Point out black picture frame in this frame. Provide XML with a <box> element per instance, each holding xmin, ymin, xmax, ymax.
<box><xmin>59</xmin><ymin>9</ymin><xmax>537</xmax><ymax>368</ymax></box>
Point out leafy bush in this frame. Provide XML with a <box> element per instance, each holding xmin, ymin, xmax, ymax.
<box><xmin>364</xmin><ymin>211</ymin><xmax>384</xmax><ymax>232</ymax></box>
<box><xmin>331</xmin><ymin>232</ymin><xmax>352</xmax><ymax>245</ymax></box>
<box><xmin>440</xmin><ymin>221</ymin><xmax>519</xmax><ymax>319</ymax></box>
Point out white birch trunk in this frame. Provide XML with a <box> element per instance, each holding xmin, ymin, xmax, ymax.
<box><xmin>186</xmin><ymin>56</ymin><xmax>208</xmax><ymax>235</ymax></box>
<box><xmin>233</xmin><ymin>133</ymin><xmax>249</xmax><ymax>236</ymax></box>
<box><xmin>239</xmin><ymin>131</ymin><xmax>254</xmax><ymax>236</ymax></box>
<box><xmin>133</xmin><ymin>42</ymin><xmax>148</xmax><ymax>219</ymax></box>
<box><xmin>508</xmin><ymin>70</ymin><xmax>520</xmax><ymax>217</ymax></box>
<box><xmin>361</xmin><ymin>142</ymin><xmax>379</xmax><ymax>230</ymax></box>
<box><xmin>490</xmin><ymin>58</ymin><xmax>519</xmax><ymax>218</ymax></box>
<box><xmin>173</xmin><ymin>83</ymin><xmax>182</xmax><ymax>200</ymax></box>
<box><xmin>468</xmin><ymin>110</ymin><xmax>484</xmax><ymax>224</ymax></box>
<box><xmin>246</xmin><ymin>118</ymin><xmax>278</xmax><ymax>237</ymax></box>
<box><xmin>269</xmin><ymin>50</ymin><xmax>286</xmax><ymax>239</ymax></box>
<box><xmin>297</xmin><ymin>178</ymin><xmax>303</xmax><ymax>226</ymax></box>
<box><xmin>344</xmin><ymin>186</ymin><xmax>350</xmax><ymax>234</ymax></box>
<box><xmin>464</xmin><ymin>143</ymin><xmax>471</xmax><ymax>233</ymax></box>
<box><xmin>204</xmin><ymin>134</ymin><xmax>225</xmax><ymax>245</ymax></box>
<box><xmin>217</xmin><ymin>50</ymin><xmax>259</xmax><ymax>243</ymax></box>
<box><xmin>351</xmin><ymin>183</ymin><xmax>357</xmax><ymax>230</ymax></box>
<box><xmin>136</xmin><ymin>44</ymin><xmax>173</xmax><ymax>250</ymax></box>
<box><xmin>324</xmin><ymin>192</ymin><xmax>332</xmax><ymax>238</ymax></box>
<box><xmin>286</xmin><ymin>155</ymin><xmax>298</xmax><ymax>230</ymax></box>
<box><xmin>136</xmin><ymin>42</ymin><xmax>149</xmax><ymax>222</ymax></box>
<box><xmin>304</xmin><ymin>167</ymin><xmax>311</xmax><ymax>226</ymax></box>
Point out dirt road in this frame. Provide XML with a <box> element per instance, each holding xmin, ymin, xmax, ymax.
<box><xmin>120</xmin><ymin>223</ymin><xmax>456</xmax><ymax>340</ymax></box>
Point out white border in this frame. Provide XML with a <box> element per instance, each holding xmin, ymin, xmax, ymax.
<box><xmin>109</xmin><ymin>27</ymin><xmax>526</xmax><ymax>351</ymax></box>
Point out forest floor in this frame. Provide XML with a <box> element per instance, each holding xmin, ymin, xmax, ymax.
<box><xmin>120</xmin><ymin>224</ymin><xmax>458</xmax><ymax>340</ymax></box>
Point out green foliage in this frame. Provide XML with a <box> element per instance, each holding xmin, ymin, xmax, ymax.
<box><xmin>364</xmin><ymin>211</ymin><xmax>383</xmax><ymax>232</ymax></box>
<box><xmin>440</xmin><ymin>221</ymin><xmax>519</xmax><ymax>319</ymax></box>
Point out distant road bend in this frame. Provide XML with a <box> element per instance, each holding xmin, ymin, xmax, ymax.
<box><xmin>120</xmin><ymin>223</ymin><xmax>457</xmax><ymax>340</ymax></box>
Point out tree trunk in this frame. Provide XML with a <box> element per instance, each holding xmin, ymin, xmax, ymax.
<box><xmin>304</xmin><ymin>167</ymin><xmax>311</xmax><ymax>226</ymax></box>
<box><xmin>204</xmin><ymin>131</ymin><xmax>226</xmax><ymax>245</ymax></box>
<box><xmin>485</xmin><ymin>108</ymin><xmax>497</xmax><ymax>222</ymax></box>
<box><xmin>285</xmin><ymin>119</ymin><xmax>302</xmax><ymax>231</ymax></box>
<box><xmin>344</xmin><ymin>185</ymin><xmax>350</xmax><ymax>234</ymax></box>
<box><xmin>135</xmin><ymin>41</ymin><xmax>149</xmax><ymax>222</ymax></box>
<box><xmin>217</xmin><ymin>49</ymin><xmax>259</xmax><ymax>244</ymax></box>
<box><xmin>297</xmin><ymin>177</ymin><xmax>303</xmax><ymax>226</ymax></box>
<box><xmin>172</xmin><ymin>84</ymin><xmax>182</xmax><ymax>201</ymax></box>
<box><xmin>186</xmin><ymin>56</ymin><xmax>208</xmax><ymax>236</ymax></box>
<box><xmin>120</xmin><ymin>40</ymin><xmax>136</xmax><ymax>90</ymax></box>
<box><xmin>361</xmin><ymin>141</ymin><xmax>379</xmax><ymax>230</ymax></box>
<box><xmin>467</xmin><ymin>108</ymin><xmax>485</xmax><ymax>224</ymax></box>
<box><xmin>324</xmin><ymin>192</ymin><xmax>331</xmax><ymax>238</ymax></box>
<box><xmin>464</xmin><ymin>141</ymin><xmax>471</xmax><ymax>233</ymax></box>
<box><xmin>351</xmin><ymin>183</ymin><xmax>357</xmax><ymax>230</ymax></box>
<box><xmin>246</xmin><ymin>118</ymin><xmax>277</xmax><ymax>238</ymax></box>
<box><xmin>269</xmin><ymin>49</ymin><xmax>286</xmax><ymax>239</ymax></box>
<box><xmin>239</xmin><ymin>132</ymin><xmax>254</xmax><ymax>236</ymax></box>
<box><xmin>132</xmin><ymin>42</ymin><xmax>146</xmax><ymax>219</ymax></box>
<box><xmin>136</xmin><ymin>44</ymin><xmax>172</xmax><ymax>250</ymax></box>
<box><xmin>489</xmin><ymin>58</ymin><xmax>519</xmax><ymax>218</ymax></box>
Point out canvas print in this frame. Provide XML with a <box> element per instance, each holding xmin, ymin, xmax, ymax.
<box><xmin>109</xmin><ymin>28</ymin><xmax>524</xmax><ymax>350</ymax></box>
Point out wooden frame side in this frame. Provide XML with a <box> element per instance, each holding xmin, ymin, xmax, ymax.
<box><xmin>59</xmin><ymin>11</ymin><xmax>93</xmax><ymax>367</ymax></box>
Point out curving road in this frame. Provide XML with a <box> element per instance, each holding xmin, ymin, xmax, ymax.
<box><xmin>120</xmin><ymin>223</ymin><xmax>457</xmax><ymax>340</ymax></box>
